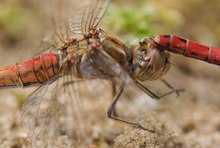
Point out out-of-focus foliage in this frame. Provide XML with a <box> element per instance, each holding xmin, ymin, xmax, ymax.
<box><xmin>104</xmin><ymin>4</ymin><xmax>153</xmax><ymax>41</ymax></box>
<box><xmin>104</xmin><ymin>1</ymin><xmax>183</xmax><ymax>42</ymax></box>
<box><xmin>0</xmin><ymin>6</ymin><xmax>24</xmax><ymax>30</ymax></box>
<box><xmin>0</xmin><ymin>3</ymin><xmax>26</xmax><ymax>46</ymax></box>
<box><xmin>0</xmin><ymin>1</ymin><xmax>42</xmax><ymax>51</ymax></box>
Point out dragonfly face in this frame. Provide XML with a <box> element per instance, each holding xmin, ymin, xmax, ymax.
<box><xmin>133</xmin><ymin>37</ymin><xmax>171</xmax><ymax>81</ymax></box>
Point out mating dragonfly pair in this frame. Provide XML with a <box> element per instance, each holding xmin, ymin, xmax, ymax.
<box><xmin>0</xmin><ymin>0</ymin><xmax>220</xmax><ymax>144</ymax></box>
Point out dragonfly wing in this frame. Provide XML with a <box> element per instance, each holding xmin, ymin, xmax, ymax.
<box><xmin>77</xmin><ymin>47</ymin><xmax>163</xmax><ymax>122</ymax></box>
<box><xmin>46</xmin><ymin>0</ymin><xmax>72</xmax><ymax>44</ymax></box>
<box><xmin>68</xmin><ymin>0</ymin><xmax>109</xmax><ymax>35</ymax></box>
<box><xmin>21</xmin><ymin>81</ymin><xmax>59</xmax><ymax>143</ymax></box>
<box><xmin>20</xmin><ymin>76</ymin><xmax>92</xmax><ymax>146</ymax></box>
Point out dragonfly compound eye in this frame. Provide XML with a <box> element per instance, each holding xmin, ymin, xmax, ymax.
<box><xmin>139</xmin><ymin>36</ymin><xmax>154</xmax><ymax>48</ymax></box>
<box><xmin>135</xmin><ymin>48</ymin><xmax>170</xmax><ymax>81</ymax></box>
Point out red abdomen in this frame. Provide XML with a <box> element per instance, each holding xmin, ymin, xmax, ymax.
<box><xmin>0</xmin><ymin>52</ymin><xmax>61</xmax><ymax>89</ymax></box>
<box><xmin>152</xmin><ymin>34</ymin><xmax>220</xmax><ymax>65</ymax></box>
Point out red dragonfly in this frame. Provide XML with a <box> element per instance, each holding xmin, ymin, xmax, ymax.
<box><xmin>1</xmin><ymin>0</ymin><xmax>172</xmax><ymax>144</ymax></box>
<box><xmin>144</xmin><ymin>35</ymin><xmax>220</xmax><ymax>65</ymax></box>
<box><xmin>0</xmin><ymin>0</ymin><xmax>219</xmax><ymax>145</ymax></box>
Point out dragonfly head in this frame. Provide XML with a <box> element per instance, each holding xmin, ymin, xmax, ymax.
<box><xmin>132</xmin><ymin>37</ymin><xmax>171</xmax><ymax>81</ymax></box>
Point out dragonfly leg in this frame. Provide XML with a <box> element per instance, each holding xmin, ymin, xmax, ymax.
<box><xmin>107</xmin><ymin>82</ymin><xmax>154</xmax><ymax>132</ymax></box>
<box><xmin>136</xmin><ymin>80</ymin><xmax>184</xmax><ymax>100</ymax></box>
<box><xmin>111</xmin><ymin>80</ymin><xmax>118</xmax><ymax>117</ymax></box>
<box><xmin>111</xmin><ymin>81</ymin><xmax>117</xmax><ymax>98</ymax></box>
<box><xmin>160</xmin><ymin>78</ymin><xmax>184</xmax><ymax>97</ymax></box>
<box><xmin>135</xmin><ymin>81</ymin><xmax>161</xmax><ymax>100</ymax></box>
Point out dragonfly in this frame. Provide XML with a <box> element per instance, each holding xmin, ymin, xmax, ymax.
<box><xmin>142</xmin><ymin>35</ymin><xmax>220</xmax><ymax>66</ymax></box>
<box><xmin>0</xmin><ymin>0</ymin><xmax>172</xmax><ymax>143</ymax></box>
<box><xmin>0</xmin><ymin>0</ymin><xmax>219</xmax><ymax>145</ymax></box>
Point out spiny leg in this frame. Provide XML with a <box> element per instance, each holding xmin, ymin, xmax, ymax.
<box><xmin>107</xmin><ymin>82</ymin><xmax>154</xmax><ymax>132</ymax></box>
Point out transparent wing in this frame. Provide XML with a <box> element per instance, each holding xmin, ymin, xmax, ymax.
<box><xmin>68</xmin><ymin>0</ymin><xmax>109</xmax><ymax>35</ymax></box>
<box><xmin>42</xmin><ymin>0</ymin><xmax>73</xmax><ymax>45</ymax></box>
<box><xmin>60</xmin><ymin>61</ymin><xmax>114</xmax><ymax>139</ymax></box>
<box><xmin>77</xmin><ymin>45</ymin><xmax>159</xmax><ymax>127</ymax></box>
<box><xmin>25</xmin><ymin>0</ymin><xmax>73</xmax><ymax>47</ymax></box>
<box><xmin>21</xmin><ymin>81</ymin><xmax>59</xmax><ymax>144</ymax></box>
<box><xmin>56</xmin><ymin>74</ymin><xmax>89</xmax><ymax>141</ymax></box>
<box><xmin>20</xmin><ymin>77</ymin><xmax>87</xmax><ymax>146</ymax></box>
<box><xmin>20</xmin><ymin>75</ymin><xmax>107</xmax><ymax>146</ymax></box>
<box><xmin>22</xmin><ymin>0</ymin><xmax>110</xmax><ymax>48</ymax></box>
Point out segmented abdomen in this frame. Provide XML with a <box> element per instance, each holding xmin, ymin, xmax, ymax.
<box><xmin>0</xmin><ymin>52</ymin><xmax>61</xmax><ymax>89</ymax></box>
<box><xmin>152</xmin><ymin>34</ymin><xmax>220</xmax><ymax>65</ymax></box>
